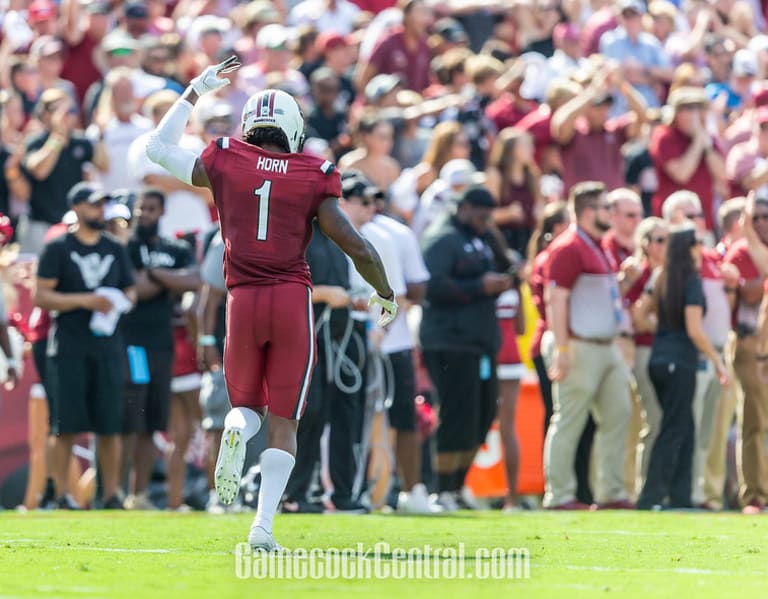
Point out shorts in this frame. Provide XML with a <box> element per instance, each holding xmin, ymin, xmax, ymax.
<box><xmin>423</xmin><ymin>350</ymin><xmax>497</xmax><ymax>453</ymax></box>
<box><xmin>497</xmin><ymin>318</ymin><xmax>525</xmax><ymax>381</ymax></box>
<box><xmin>385</xmin><ymin>350</ymin><xmax>417</xmax><ymax>432</ymax></box>
<box><xmin>122</xmin><ymin>348</ymin><xmax>174</xmax><ymax>434</ymax></box>
<box><xmin>224</xmin><ymin>282</ymin><xmax>316</xmax><ymax>420</ymax></box>
<box><xmin>199</xmin><ymin>369</ymin><xmax>230</xmax><ymax>431</ymax></box>
<box><xmin>47</xmin><ymin>345</ymin><xmax>125</xmax><ymax>436</ymax></box>
<box><xmin>173</xmin><ymin>326</ymin><xmax>199</xmax><ymax>377</ymax></box>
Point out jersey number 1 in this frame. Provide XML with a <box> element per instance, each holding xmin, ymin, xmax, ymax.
<box><xmin>254</xmin><ymin>180</ymin><xmax>272</xmax><ymax>241</ymax></box>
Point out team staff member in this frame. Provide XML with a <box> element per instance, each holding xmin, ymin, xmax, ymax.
<box><xmin>120</xmin><ymin>188</ymin><xmax>201</xmax><ymax>510</ymax></box>
<box><xmin>35</xmin><ymin>182</ymin><xmax>136</xmax><ymax>509</ymax></box>
<box><xmin>543</xmin><ymin>181</ymin><xmax>632</xmax><ymax>510</ymax></box>
<box><xmin>420</xmin><ymin>184</ymin><xmax>512</xmax><ymax>511</ymax></box>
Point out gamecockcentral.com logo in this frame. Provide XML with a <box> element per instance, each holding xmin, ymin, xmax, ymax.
<box><xmin>234</xmin><ymin>542</ymin><xmax>531</xmax><ymax>579</ymax></box>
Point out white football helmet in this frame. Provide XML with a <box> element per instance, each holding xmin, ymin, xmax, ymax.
<box><xmin>241</xmin><ymin>89</ymin><xmax>305</xmax><ymax>153</ymax></box>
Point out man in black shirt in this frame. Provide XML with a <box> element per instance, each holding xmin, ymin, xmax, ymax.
<box><xmin>21</xmin><ymin>88</ymin><xmax>108</xmax><ymax>255</ymax></box>
<box><xmin>120</xmin><ymin>188</ymin><xmax>200</xmax><ymax>510</ymax></box>
<box><xmin>306</xmin><ymin>68</ymin><xmax>352</xmax><ymax>160</ymax></box>
<box><xmin>34</xmin><ymin>182</ymin><xmax>136</xmax><ymax>509</ymax></box>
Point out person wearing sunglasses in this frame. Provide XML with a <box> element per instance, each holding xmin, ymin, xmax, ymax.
<box><xmin>636</xmin><ymin>225</ymin><xmax>729</xmax><ymax>510</ymax></box>
<box><xmin>543</xmin><ymin>180</ymin><xmax>632</xmax><ymax>510</ymax></box>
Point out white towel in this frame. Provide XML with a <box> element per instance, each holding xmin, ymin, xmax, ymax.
<box><xmin>89</xmin><ymin>287</ymin><xmax>133</xmax><ymax>337</ymax></box>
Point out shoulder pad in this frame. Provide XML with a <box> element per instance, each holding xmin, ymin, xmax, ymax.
<box><xmin>319</xmin><ymin>160</ymin><xmax>335</xmax><ymax>175</ymax></box>
<box><xmin>216</xmin><ymin>137</ymin><xmax>230</xmax><ymax>150</ymax></box>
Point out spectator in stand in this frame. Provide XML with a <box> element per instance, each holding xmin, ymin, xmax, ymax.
<box><xmin>120</xmin><ymin>189</ymin><xmax>200</xmax><ymax>510</ymax></box>
<box><xmin>1</xmin><ymin>93</ymin><xmax>31</xmax><ymax>222</ymax></box>
<box><xmin>60</xmin><ymin>0</ymin><xmax>112</xmax><ymax>106</ymax></box>
<box><xmin>20</xmin><ymin>88</ymin><xmax>108</xmax><ymax>255</ymax></box>
<box><xmin>551</xmin><ymin>65</ymin><xmax>647</xmax><ymax>194</ymax></box>
<box><xmin>514</xmin><ymin>0</ymin><xmax>562</xmax><ymax>58</ymax></box>
<box><xmin>121</xmin><ymin>2</ymin><xmax>151</xmax><ymax>40</ymax></box>
<box><xmin>339</xmin><ymin>114</ymin><xmax>400</xmax><ymax>193</ymax></box>
<box><xmin>484</xmin><ymin>58</ymin><xmax>532</xmax><ymax>134</ymax></box>
<box><xmin>485</xmin><ymin>128</ymin><xmax>542</xmax><ymax>256</ymax></box>
<box><xmin>237</xmin><ymin>24</ymin><xmax>309</xmax><ymax>100</ymax></box>
<box><xmin>306</xmin><ymin>68</ymin><xmax>353</xmax><ymax>159</ymax></box>
<box><xmin>420</xmin><ymin>184</ymin><xmax>512</xmax><ymax>511</ymax></box>
<box><xmin>29</xmin><ymin>36</ymin><xmax>78</xmax><ymax>108</ymax></box>
<box><xmin>412</xmin><ymin>121</ymin><xmax>471</xmax><ymax>197</ymax></box>
<box><xmin>624</xmin><ymin>108</ymin><xmax>664</xmax><ymax>218</ymax></box>
<box><xmin>726</xmin><ymin>106</ymin><xmax>768</xmax><ymax>198</ymax></box>
<box><xmin>233</xmin><ymin>1</ymin><xmax>281</xmax><ymax>65</ymax></box>
<box><xmin>288</xmin><ymin>0</ymin><xmax>360</xmax><ymax>34</ymax></box>
<box><xmin>635</xmin><ymin>224</ymin><xmax>729</xmax><ymax>510</ymax></box>
<box><xmin>627</xmin><ymin>216</ymin><xmax>666</xmax><ymax>495</ymax></box>
<box><xmin>649</xmin><ymin>86</ymin><xmax>726</xmax><ymax>233</ymax></box>
<box><xmin>87</xmin><ymin>68</ymin><xmax>153</xmax><ymax>192</ymax></box>
<box><xmin>315</xmin><ymin>32</ymin><xmax>356</xmax><ymax>108</ymax></box>
<box><xmin>724</xmin><ymin>196</ymin><xmax>768</xmax><ymax>513</ymax></box>
<box><xmin>543</xmin><ymin>181</ymin><xmax>632</xmax><ymax>510</ymax></box>
<box><xmin>34</xmin><ymin>182</ymin><xmax>136</xmax><ymax>509</ymax></box>
<box><xmin>356</xmin><ymin>0</ymin><xmax>432</xmax><ymax>94</ymax></box>
<box><xmin>412</xmin><ymin>159</ymin><xmax>476</xmax><ymax>240</ymax></box>
<box><xmin>715</xmin><ymin>197</ymin><xmax>745</xmax><ymax>258</ymax></box>
<box><xmin>598</xmin><ymin>0</ymin><xmax>673</xmax><ymax>114</ymax></box>
<box><xmin>516</xmin><ymin>77</ymin><xmax>580</xmax><ymax>176</ymax></box>
<box><xmin>531</xmin><ymin>23</ymin><xmax>588</xmax><ymax>103</ymax></box>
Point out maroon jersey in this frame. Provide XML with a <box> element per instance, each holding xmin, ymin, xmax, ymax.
<box><xmin>200</xmin><ymin>137</ymin><xmax>342</xmax><ymax>289</ymax></box>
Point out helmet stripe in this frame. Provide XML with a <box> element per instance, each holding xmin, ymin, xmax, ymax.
<box><xmin>268</xmin><ymin>91</ymin><xmax>276</xmax><ymax>117</ymax></box>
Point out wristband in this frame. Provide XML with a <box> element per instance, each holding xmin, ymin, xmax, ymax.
<box><xmin>379</xmin><ymin>290</ymin><xmax>394</xmax><ymax>302</ymax></box>
<box><xmin>5</xmin><ymin>358</ymin><xmax>18</xmax><ymax>370</ymax></box>
<box><xmin>198</xmin><ymin>334</ymin><xmax>217</xmax><ymax>347</ymax></box>
<box><xmin>48</xmin><ymin>136</ymin><xmax>64</xmax><ymax>151</ymax></box>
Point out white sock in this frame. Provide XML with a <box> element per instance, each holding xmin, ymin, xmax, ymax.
<box><xmin>224</xmin><ymin>407</ymin><xmax>262</xmax><ymax>442</ymax></box>
<box><xmin>253</xmin><ymin>448</ymin><xmax>295</xmax><ymax>534</ymax></box>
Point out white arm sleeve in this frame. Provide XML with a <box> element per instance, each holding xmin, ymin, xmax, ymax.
<box><xmin>145</xmin><ymin>97</ymin><xmax>199</xmax><ymax>185</ymax></box>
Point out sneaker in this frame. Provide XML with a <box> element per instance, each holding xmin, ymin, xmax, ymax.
<box><xmin>436</xmin><ymin>491</ymin><xmax>460</xmax><ymax>512</ymax></box>
<box><xmin>248</xmin><ymin>525</ymin><xmax>286</xmax><ymax>552</ymax></box>
<box><xmin>39</xmin><ymin>478</ymin><xmax>56</xmax><ymax>510</ymax></box>
<box><xmin>56</xmin><ymin>494</ymin><xmax>81</xmax><ymax>510</ymax></box>
<box><xmin>103</xmin><ymin>495</ymin><xmax>125</xmax><ymax>510</ymax></box>
<box><xmin>215</xmin><ymin>428</ymin><xmax>246</xmax><ymax>505</ymax></box>
<box><xmin>206</xmin><ymin>489</ymin><xmax>228</xmax><ymax>515</ymax></box>
<box><xmin>331</xmin><ymin>498</ymin><xmax>369</xmax><ymax>514</ymax></box>
<box><xmin>742</xmin><ymin>500</ymin><xmax>763</xmax><ymax>514</ymax></box>
<box><xmin>459</xmin><ymin>486</ymin><xmax>488</xmax><ymax>510</ymax></box>
<box><xmin>281</xmin><ymin>499</ymin><xmax>324</xmax><ymax>514</ymax></box>
<box><xmin>123</xmin><ymin>492</ymin><xmax>158</xmax><ymax>510</ymax></box>
<box><xmin>398</xmin><ymin>483</ymin><xmax>442</xmax><ymax>514</ymax></box>
<box><xmin>547</xmin><ymin>500</ymin><xmax>592</xmax><ymax>510</ymax></box>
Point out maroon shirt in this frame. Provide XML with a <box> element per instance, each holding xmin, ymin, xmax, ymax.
<box><xmin>530</xmin><ymin>249</ymin><xmax>550</xmax><ymax>358</ymax></box>
<box><xmin>485</xmin><ymin>94</ymin><xmax>533</xmax><ymax>132</ymax></box>
<box><xmin>517</xmin><ymin>106</ymin><xmax>554</xmax><ymax>168</ymax></box>
<box><xmin>626</xmin><ymin>263</ymin><xmax>653</xmax><ymax>347</ymax></box>
<box><xmin>61</xmin><ymin>34</ymin><xmax>102</xmax><ymax>105</ymax></box>
<box><xmin>368</xmin><ymin>27</ymin><xmax>431</xmax><ymax>92</ymax></box>
<box><xmin>200</xmin><ymin>137</ymin><xmax>342</xmax><ymax>289</ymax></box>
<box><xmin>560</xmin><ymin>116</ymin><xmax>630</xmax><ymax>194</ymax></box>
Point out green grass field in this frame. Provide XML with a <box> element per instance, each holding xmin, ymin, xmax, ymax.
<box><xmin>1</xmin><ymin>511</ymin><xmax>767</xmax><ymax>598</ymax></box>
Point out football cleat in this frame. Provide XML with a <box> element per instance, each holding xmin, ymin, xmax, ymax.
<box><xmin>215</xmin><ymin>428</ymin><xmax>246</xmax><ymax>505</ymax></box>
<box><xmin>248</xmin><ymin>525</ymin><xmax>286</xmax><ymax>553</ymax></box>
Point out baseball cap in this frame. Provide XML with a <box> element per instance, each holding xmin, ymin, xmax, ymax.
<box><xmin>124</xmin><ymin>1</ymin><xmax>149</xmax><ymax>19</ymax></box>
<box><xmin>433</xmin><ymin>18</ymin><xmax>468</xmax><ymax>44</ymax></box>
<box><xmin>342</xmin><ymin>176</ymin><xmax>372</xmax><ymax>199</ymax></box>
<box><xmin>648</xmin><ymin>0</ymin><xmax>676</xmax><ymax>19</ymax></box>
<box><xmin>618</xmin><ymin>0</ymin><xmax>646</xmax><ymax>15</ymax></box>
<box><xmin>256</xmin><ymin>23</ymin><xmax>290</xmax><ymax>50</ymax></box>
<box><xmin>105</xmin><ymin>201</ymin><xmax>132</xmax><ymax>221</ymax></box>
<box><xmin>27</xmin><ymin>0</ymin><xmax>56</xmax><ymax>24</ymax></box>
<box><xmin>364</xmin><ymin>74</ymin><xmax>401</xmax><ymax>102</ymax></box>
<box><xmin>733</xmin><ymin>49</ymin><xmax>758</xmax><ymax>77</ymax></box>
<box><xmin>316</xmin><ymin>32</ymin><xmax>350</xmax><ymax>54</ymax></box>
<box><xmin>439</xmin><ymin>159</ymin><xmax>476</xmax><ymax>188</ymax></box>
<box><xmin>30</xmin><ymin>36</ymin><xmax>64</xmax><ymax>59</ymax></box>
<box><xmin>101</xmin><ymin>32</ymin><xmax>139</xmax><ymax>54</ymax></box>
<box><xmin>667</xmin><ymin>86</ymin><xmax>708</xmax><ymax>109</ymax></box>
<box><xmin>459</xmin><ymin>185</ymin><xmax>496</xmax><ymax>208</ymax></box>
<box><xmin>752</xmin><ymin>86</ymin><xmax>768</xmax><ymax>107</ymax></box>
<box><xmin>67</xmin><ymin>182</ymin><xmax>111</xmax><ymax>206</ymax></box>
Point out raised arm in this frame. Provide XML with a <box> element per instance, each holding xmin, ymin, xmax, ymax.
<box><xmin>146</xmin><ymin>56</ymin><xmax>240</xmax><ymax>188</ymax></box>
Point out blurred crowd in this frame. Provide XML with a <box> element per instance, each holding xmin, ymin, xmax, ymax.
<box><xmin>3</xmin><ymin>0</ymin><xmax>768</xmax><ymax>513</ymax></box>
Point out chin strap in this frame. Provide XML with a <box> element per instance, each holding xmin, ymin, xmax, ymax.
<box><xmin>145</xmin><ymin>97</ymin><xmax>199</xmax><ymax>185</ymax></box>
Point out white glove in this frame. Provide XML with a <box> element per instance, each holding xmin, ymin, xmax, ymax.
<box><xmin>369</xmin><ymin>291</ymin><xmax>398</xmax><ymax>327</ymax></box>
<box><xmin>189</xmin><ymin>55</ymin><xmax>241</xmax><ymax>97</ymax></box>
